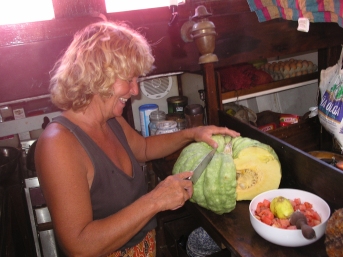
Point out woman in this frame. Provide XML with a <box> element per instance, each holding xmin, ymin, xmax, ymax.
<box><xmin>35</xmin><ymin>21</ymin><xmax>240</xmax><ymax>257</ymax></box>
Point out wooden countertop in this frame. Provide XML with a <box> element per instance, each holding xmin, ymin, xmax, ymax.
<box><xmin>153</xmin><ymin>154</ymin><xmax>330</xmax><ymax>257</ymax></box>
<box><xmin>152</xmin><ymin>112</ymin><xmax>343</xmax><ymax>257</ymax></box>
<box><xmin>186</xmin><ymin>201</ymin><xmax>328</xmax><ymax>257</ymax></box>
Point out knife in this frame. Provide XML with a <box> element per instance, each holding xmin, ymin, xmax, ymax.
<box><xmin>190</xmin><ymin>148</ymin><xmax>216</xmax><ymax>184</ymax></box>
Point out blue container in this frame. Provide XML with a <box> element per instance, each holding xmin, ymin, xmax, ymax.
<box><xmin>139</xmin><ymin>104</ymin><xmax>158</xmax><ymax>137</ymax></box>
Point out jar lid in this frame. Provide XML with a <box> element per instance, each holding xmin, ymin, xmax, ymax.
<box><xmin>139</xmin><ymin>104</ymin><xmax>158</xmax><ymax>110</ymax></box>
<box><xmin>156</xmin><ymin>120</ymin><xmax>177</xmax><ymax>129</ymax></box>
<box><xmin>185</xmin><ymin>104</ymin><xmax>204</xmax><ymax>115</ymax></box>
<box><xmin>149</xmin><ymin>110</ymin><xmax>166</xmax><ymax>120</ymax></box>
<box><xmin>167</xmin><ymin>96</ymin><xmax>188</xmax><ymax>104</ymax></box>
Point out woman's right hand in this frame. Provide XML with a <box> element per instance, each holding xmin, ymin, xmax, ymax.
<box><xmin>150</xmin><ymin>171</ymin><xmax>193</xmax><ymax>211</ymax></box>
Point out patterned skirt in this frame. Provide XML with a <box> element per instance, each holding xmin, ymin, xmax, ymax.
<box><xmin>107</xmin><ymin>229</ymin><xmax>156</xmax><ymax>257</ymax></box>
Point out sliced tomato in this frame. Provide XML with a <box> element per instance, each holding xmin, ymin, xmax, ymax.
<box><xmin>304</xmin><ymin>201</ymin><xmax>313</xmax><ymax>209</ymax></box>
<box><xmin>271</xmin><ymin>219</ymin><xmax>282</xmax><ymax>228</ymax></box>
<box><xmin>261</xmin><ymin>215</ymin><xmax>273</xmax><ymax>225</ymax></box>
<box><xmin>294</xmin><ymin>198</ymin><xmax>301</xmax><ymax>205</ymax></box>
<box><xmin>290</xmin><ymin>200</ymin><xmax>296</xmax><ymax>209</ymax></box>
<box><xmin>312</xmin><ymin>211</ymin><xmax>321</xmax><ymax>222</ymax></box>
<box><xmin>298</xmin><ymin>204</ymin><xmax>306</xmax><ymax>211</ymax></box>
<box><xmin>262</xmin><ymin>199</ymin><xmax>270</xmax><ymax>208</ymax></box>
<box><xmin>279</xmin><ymin>218</ymin><xmax>291</xmax><ymax>229</ymax></box>
<box><xmin>310</xmin><ymin>219</ymin><xmax>321</xmax><ymax>227</ymax></box>
<box><xmin>304</xmin><ymin>209</ymin><xmax>313</xmax><ymax>217</ymax></box>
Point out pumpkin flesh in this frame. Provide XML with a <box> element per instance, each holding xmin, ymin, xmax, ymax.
<box><xmin>234</xmin><ymin>147</ymin><xmax>281</xmax><ymax>200</ymax></box>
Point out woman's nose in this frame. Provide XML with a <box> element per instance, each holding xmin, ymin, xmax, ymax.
<box><xmin>130</xmin><ymin>79</ymin><xmax>139</xmax><ymax>96</ymax></box>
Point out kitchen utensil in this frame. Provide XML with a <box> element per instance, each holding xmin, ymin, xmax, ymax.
<box><xmin>190</xmin><ymin>148</ymin><xmax>215</xmax><ymax>184</ymax></box>
<box><xmin>290</xmin><ymin>211</ymin><xmax>316</xmax><ymax>239</ymax></box>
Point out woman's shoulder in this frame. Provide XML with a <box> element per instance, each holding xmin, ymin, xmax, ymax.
<box><xmin>41</xmin><ymin>120</ymin><xmax>74</xmax><ymax>140</ymax></box>
<box><xmin>37</xmin><ymin>121</ymin><xmax>81</xmax><ymax>156</ymax></box>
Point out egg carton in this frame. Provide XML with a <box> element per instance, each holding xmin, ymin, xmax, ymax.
<box><xmin>260</xmin><ymin>59</ymin><xmax>318</xmax><ymax>81</ymax></box>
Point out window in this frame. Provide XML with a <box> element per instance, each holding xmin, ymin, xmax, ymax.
<box><xmin>0</xmin><ymin>0</ymin><xmax>54</xmax><ymax>26</ymax></box>
<box><xmin>105</xmin><ymin>0</ymin><xmax>184</xmax><ymax>13</ymax></box>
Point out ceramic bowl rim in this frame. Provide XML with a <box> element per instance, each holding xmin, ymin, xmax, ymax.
<box><xmin>249</xmin><ymin>188</ymin><xmax>331</xmax><ymax>247</ymax></box>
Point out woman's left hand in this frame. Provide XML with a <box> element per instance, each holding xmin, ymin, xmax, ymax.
<box><xmin>191</xmin><ymin>125</ymin><xmax>240</xmax><ymax>149</ymax></box>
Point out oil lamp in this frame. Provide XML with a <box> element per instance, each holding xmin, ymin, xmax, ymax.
<box><xmin>181</xmin><ymin>5</ymin><xmax>218</xmax><ymax>64</ymax></box>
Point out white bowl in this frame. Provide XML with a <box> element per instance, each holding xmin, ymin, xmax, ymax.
<box><xmin>249</xmin><ymin>188</ymin><xmax>330</xmax><ymax>247</ymax></box>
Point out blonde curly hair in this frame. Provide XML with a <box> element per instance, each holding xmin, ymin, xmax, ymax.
<box><xmin>49</xmin><ymin>21</ymin><xmax>155</xmax><ymax>111</ymax></box>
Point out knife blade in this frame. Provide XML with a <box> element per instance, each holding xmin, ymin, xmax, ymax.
<box><xmin>190</xmin><ymin>148</ymin><xmax>216</xmax><ymax>184</ymax></box>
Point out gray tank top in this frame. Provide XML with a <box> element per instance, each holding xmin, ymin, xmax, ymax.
<box><xmin>51</xmin><ymin>116</ymin><xmax>157</xmax><ymax>250</ymax></box>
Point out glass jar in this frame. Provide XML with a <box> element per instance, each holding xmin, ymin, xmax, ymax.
<box><xmin>185</xmin><ymin>104</ymin><xmax>204</xmax><ymax>128</ymax></box>
<box><xmin>166</xmin><ymin>113</ymin><xmax>186</xmax><ymax>131</ymax></box>
<box><xmin>156</xmin><ymin>120</ymin><xmax>178</xmax><ymax>135</ymax></box>
<box><xmin>149</xmin><ymin>110</ymin><xmax>166</xmax><ymax>136</ymax></box>
<box><xmin>167</xmin><ymin>96</ymin><xmax>188</xmax><ymax>116</ymax></box>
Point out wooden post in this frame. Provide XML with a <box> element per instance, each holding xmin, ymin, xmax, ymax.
<box><xmin>202</xmin><ymin>62</ymin><xmax>219</xmax><ymax>125</ymax></box>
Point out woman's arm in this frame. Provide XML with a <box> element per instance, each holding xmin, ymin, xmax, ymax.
<box><xmin>35</xmin><ymin>123</ymin><xmax>193</xmax><ymax>256</ymax></box>
<box><xmin>116</xmin><ymin>116</ymin><xmax>240</xmax><ymax>162</ymax></box>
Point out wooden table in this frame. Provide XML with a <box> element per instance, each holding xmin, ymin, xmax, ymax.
<box><xmin>186</xmin><ymin>201</ymin><xmax>328</xmax><ymax>257</ymax></box>
<box><xmin>152</xmin><ymin>112</ymin><xmax>343</xmax><ymax>257</ymax></box>
<box><xmin>153</xmin><ymin>150</ymin><xmax>330</xmax><ymax>257</ymax></box>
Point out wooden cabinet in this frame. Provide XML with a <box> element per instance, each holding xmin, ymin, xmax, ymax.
<box><xmin>205</xmin><ymin>45</ymin><xmax>343</xmax><ymax>125</ymax></box>
<box><xmin>196</xmin><ymin>0</ymin><xmax>343</xmax><ymax>125</ymax></box>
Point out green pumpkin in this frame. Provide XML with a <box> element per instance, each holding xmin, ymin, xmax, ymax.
<box><xmin>172</xmin><ymin>135</ymin><xmax>237</xmax><ymax>215</ymax></box>
<box><xmin>172</xmin><ymin>135</ymin><xmax>281</xmax><ymax>214</ymax></box>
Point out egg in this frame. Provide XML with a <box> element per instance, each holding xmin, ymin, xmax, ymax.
<box><xmin>302</xmin><ymin>60</ymin><xmax>308</xmax><ymax>71</ymax></box>
<box><xmin>290</xmin><ymin>62</ymin><xmax>297</xmax><ymax>73</ymax></box>
<box><xmin>273</xmin><ymin>64</ymin><xmax>280</xmax><ymax>73</ymax></box>
<box><xmin>307</xmin><ymin>61</ymin><xmax>314</xmax><ymax>73</ymax></box>
<box><xmin>283</xmin><ymin>64</ymin><xmax>290</xmax><ymax>75</ymax></box>
<box><xmin>296</xmin><ymin>61</ymin><xmax>302</xmax><ymax>72</ymax></box>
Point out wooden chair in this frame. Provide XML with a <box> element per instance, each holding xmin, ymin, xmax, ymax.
<box><xmin>24</xmin><ymin>177</ymin><xmax>59</xmax><ymax>257</ymax></box>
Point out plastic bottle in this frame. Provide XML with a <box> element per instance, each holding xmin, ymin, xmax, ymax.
<box><xmin>139</xmin><ymin>104</ymin><xmax>158</xmax><ymax>137</ymax></box>
<box><xmin>149</xmin><ymin>110</ymin><xmax>166</xmax><ymax>136</ymax></box>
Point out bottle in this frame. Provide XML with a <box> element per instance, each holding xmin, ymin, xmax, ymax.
<box><xmin>139</xmin><ymin>104</ymin><xmax>158</xmax><ymax>137</ymax></box>
<box><xmin>149</xmin><ymin>110</ymin><xmax>166</xmax><ymax>136</ymax></box>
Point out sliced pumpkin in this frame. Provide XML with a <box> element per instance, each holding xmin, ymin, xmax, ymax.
<box><xmin>172</xmin><ymin>135</ymin><xmax>281</xmax><ymax>214</ymax></box>
<box><xmin>233</xmin><ymin>146</ymin><xmax>281</xmax><ymax>200</ymax></box>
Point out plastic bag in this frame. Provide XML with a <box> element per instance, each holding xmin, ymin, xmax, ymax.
<box><xmin>318</xmin><ymin>45</ymin><xmax>343</xmax><ymax>152</ymax></box>
<box><xmin>223</xmin><ymin>103</ymin><xmax>257</xmax><ymax>126</ymax></box>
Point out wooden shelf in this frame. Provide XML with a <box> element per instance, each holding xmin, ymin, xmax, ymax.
<box><xmin>0</xmin><ymin>111</ymin><xmax>61</xmax><ymax>138</ymax></box>
<box><xmin>221</xmin><ymin>72</ymin><xmax>319</xmax><ymax>104</ymax></box>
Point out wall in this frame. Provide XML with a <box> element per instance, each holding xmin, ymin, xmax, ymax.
<box><xmin>1</xmin><ymin>0</ymin><xmax>343</xmax><ymax>128</ymax></box>
<box><xmin>181</xmin><ymin>73</ymin><xmax>204</xmax><ymax>106</ymax></box>
<box><xmin>1</xmin><ymin>0</ymin><xmax>343</xmax><ymax>105</ymax></box>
